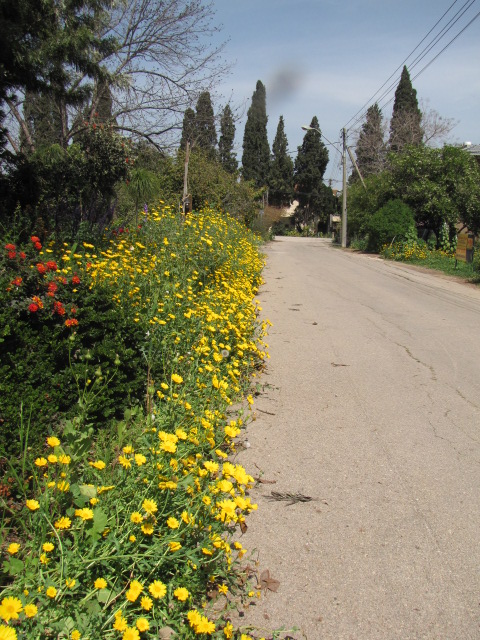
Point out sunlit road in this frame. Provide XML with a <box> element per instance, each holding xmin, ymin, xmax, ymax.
<box><xmin>236</xmin><ymin>237</ymin><xmax>480</xmax><ymax>640</ymax></box>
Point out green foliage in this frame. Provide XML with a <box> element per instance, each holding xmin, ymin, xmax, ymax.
<box><xmin>354</xmin><ymin>103</ymin><xmax>385</xmax><ymax>177</ymax></box>
<box><xmin>0</xmin><ymin>204</ymin><xmax>268</xmax><ymax>638</ymax></box>
<box><xmin>0</xmin><ymin>240</ymin><xmax>145</xmax><ymax>459</ymax></box>
<box><xmin>389</xmin><ymin>66</ymin><xmax>423</xmax><ymax>152</ymax></box>
<box><xmin>365</xmin><ymin>198</ymin><xmax>415</xmax><ymax>252</ymax></box>
<box><xmin>194</xmin><ymin>91</ymin><xmax>217</xmax><ymax>159</ymax></box>
<box><xmin>242</xmin><ymin>80</ymin><xmax>270</xmax><ymax>187</ymax></box>
<box><xmin>218</xmin><ymin>104</ymin><xmax>237</xmax><ymax>174</ymax></box>
<box><xmin>294</xmin><ymin>116</ymin><xmax>332</xmax><ymax>226</ymax></box>
<box><xmin>180</xmin><ymin>108</ymin><xmax>196</xmax><ymax>151</ymax></box>
<box><xmin>269</xmin><ymin>116</ymin><xmax>294</xmax><ymax>207</ymax></box>
<box><xmin>347</xmin><ymin>171</ymin><xmax>394</xmax><ymax>237</ymax></box>
<box><xmin>389</xmin><ymin>145</ymin><xmax>480</xmax><ymax>236</ymax></box>
<box><xmin>2</xmin><ymin>123</ymin><xmax>131</xmax><ymax>237</ymax></box>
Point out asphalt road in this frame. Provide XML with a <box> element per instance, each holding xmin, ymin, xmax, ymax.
<box><xmin>235</xmin><ymin>237</ymin><xmax>480</xmax><ymax>640</ymax></box>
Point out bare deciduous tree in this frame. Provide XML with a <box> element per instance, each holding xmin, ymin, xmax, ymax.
<box><xmin>6</xmin><ymin>0</ymin><xmax>229</xmax><ymax>152</ymax></box>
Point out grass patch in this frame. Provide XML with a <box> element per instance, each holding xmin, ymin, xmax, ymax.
<box><xmin>382</xmin><ymin>240</ymin><xmax>479</xmax><ymax>283</ymax></box>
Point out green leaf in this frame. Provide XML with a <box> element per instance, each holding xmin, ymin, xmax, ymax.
<box><xmin>2</xmin><ymin>557</ymin><xmax>24</xmax><ymax>576</ymax></box>
<box><xmin>87</xmin><ymin>508</ymin><xmax>109</xmax><ymax>541</ymax></box>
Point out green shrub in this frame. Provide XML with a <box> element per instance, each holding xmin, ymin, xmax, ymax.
<box><xmin>366</xmin><ymin>199</ymin><xmax>415</xmax><ymax>252</ymax></box>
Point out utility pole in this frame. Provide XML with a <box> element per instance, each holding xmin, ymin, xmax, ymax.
<box><xmin>341</xmin><ymin>128</ymin><xmax>347</xmax><ymax>248</ymax></box>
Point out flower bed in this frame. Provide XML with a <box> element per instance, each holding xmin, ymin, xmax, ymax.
<box><xmin>0</xmin><ymin>205</ymin><xmax>270</xmax><ymax>639</ymax></box>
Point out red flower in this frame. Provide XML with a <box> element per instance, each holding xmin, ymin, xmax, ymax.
<box><xmin>53</xmin><ymin>301</ymin><xmax>66</xmax><ymax>315</ymax></box>
<box><xmin>65</xmin><ymin>318</ymin><xmax>79</xmax><ymax>327</ymax></box>
<box><xmin>46</xmin><ymin>261</ymin><xmax>58</xmax><ymax>271</ymax></box>
<box><xmin>32</xmin><ymin>296</ymin><xmax>44</xmax><ymax>309</ymax></box>
<box><xmin>31</xmin><ymin>236</ymin><xmax>40</xmax><ymax>243</ymax></box>
<box><xmin>5</xmin><ymin>243</ymin><xmax>15</xmax><ymax>250</ymax></box>
<box><xmin>11</xmin><ymin>277</ymin><xmax>22</xmax><ymax>286</ymax></box>
<box><xmin>48</xmin><ymin>282</ymin><xmax>58</xmax><ymax>292</ymax></box>
<box><xmin>37</xmin><ymin>263</ymin><xmax>47</xmax><ymax>275</ymax></box>
<box><xmin>71</xmin><ymin>306</ymin><xmax>77</xmax><ymax>315</ymax></box>
<box><xmin>28</xmin><ymin>303</ymin><xmax>39</xmax><ymax>313</ymax></box>
<box><xmin>19</xmin><ymin>251</ymin><xmax>26</xmax><ymax>259</ymax></box>
<box><xmin>7</xmin><ymin>251</ymin><xmax>16</xmax><ymax>259</ymax></box>
<box><xmin>72</xmin><ymin>274</ymin><xmax>81</xmax><ymax>284</ymax></box>
<box><xmin>34</xmin><ymin>242</ymin><xmax>42</xmax><ymax>251</ymax></box>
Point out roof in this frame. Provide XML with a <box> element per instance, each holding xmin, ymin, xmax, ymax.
<box><xmin>461</xmin><ymin>143</ymin><xmax>480</xmax><ymax>156</ymax></box>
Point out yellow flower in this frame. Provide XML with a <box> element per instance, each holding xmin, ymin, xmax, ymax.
<box><xmin>71</xmin><ymin>631</ymin><xmax>81</xmax><ymax>640</ymax></box>
<box><xmin>46</xmin><ymin>586</ymin><xmax>57</xmax><ymax>598</ymax></box>
<box><xmin>75</xmin><ymin>508</ymin><xmax>94</xmax><ymax>521</ymax></box>
<box><xmin>136</xmin><ymin>617</ymin><xmax>150</xmax><ymax>632</ymax></box>
<box><xmin>122</xmin><ymin>627</ymin><xmax>140</xmax><ymax>640</ymax></box>
<box><xmin>169</xmin><ymin>541</ymin><xmax>181</xmax><ymax>552</ymax></box>
<box><xmin>159</xmin><ymin>440</ymin><xmax>176</xmax><ymax>453</ymax></box>
<box><xmin>40</xmin><ymin>553</ymin><xmax>49</xmax><ymax>565</ymax></box>
<box><xmin>94</xmin><ymin>578</ymin><xmax>107</xmax><ymax>590</ymax></box>
<box><xmin>140</xmin><ymin>595</ymin><xmax>153</xmax><ymax>611</ymax></box>
<box><xmin>0</xmin><ymin>597</ymin><xmax>22</xmax><ymax>622</ymax></box>
<box><xmin>26</xmin><ymin>499</ymin><xmax>40</xmax><ymax>511</ymax></box>
<box><xmin>47</xmin><ymin>454</ymin><xmax>58</xmax><ymax>464</ymax></box>
<box><xmin>173</xmin><ymin>587</ymin><xmax>189</xmax><ymax>601</ymax></box>
<box><xmin>171</xmin><ymin>373</ymin><xmax>183</xmax><ymax>384</ymax></box>
<box><xmin>134</xmin><ymin>453</ymin><xmax>146</xmax><ymax>466</ymax></box>
<box><xmin>142</xmin><ymin>499</ymin><xmax>157</xmax><ymax>515</ymax></box>
<box><xmin>24</xmin><ymin>603</ymin><xmax>38</xmax><ymax>618</ymax></box>
<box><xmin>113</xmin><ymin>612</ymin><xmax>128</xmax><ymax>632</ymax></box>
<box><xmin>129</xmin><ymin>535</ymin><xmax>136</xmax><ymax>543</ymax></box>
<box><xmin>141</xmin><ymin>522</ymin><xmax>154</xmax><ymax>535</ymax></box>
<box><xmin>0</xmin><ymin>626</ymin><xmax>17</xmax><ymax>639</ymax></box>
<box><xmin>89</xmin><ymin>460</ymin><xmax>106</xmax><ymax>470</ymax></box>
<box><xmin>223</xmin><ymin>621</ymin><xmax>234</xmax><ymax>638</ymax></box>
<box><xmin>54</xmin><ymin>516</ymin><xmax>71</xmax><ymax>530</ymax></box>
<box><xmin>123</xmin><ymin>445</ymin><xmax>134</xmax><ymax>454</ymax></box>
<box><xmin>65</xmin><ymin>578</ymin><xmax>76</xmax><ymax>589</ymax></box>
<box><xmin>58</xmin><ymin>454</ymin><xmax>71</xmax><ymax>465</ymax></box>
<box><xmin>130</xmin><ymin>511</ymin><xmax>143</xmax><ymax>524</ymax></box>
<box><xmin>119</xmin><ymin>455</ymin><xmax>131</xmax><ymax>469</ymax></box>
<box><xmin>47</xmin><ymin>436</ymin><xmax>60</xmax><ymax>447</ymax></box>
<box><xmin>218</xmin><ymin>584</ymin><xmax>229</xmax><ymax>594</ymax></box>
<box><xmin>34</xmin><ymin>457</ymin><xmax>48</xmax><ymax>467</ymax></box>
<box><xmin>202</xmin><ymin>547</ymin><xmax>213</xmax><ymax>556</ymax></box>
<box><xmin>148</xmin><ymin>580</ymin><xmax>166</xmax><ymax>599</ymax></box>
<box><xmin>166</xmin><ymin>516</ymin><xmax>179</xmax><ymax>529</ymax></box>
<box><xmin>7</xmin><ymin>543</ymin><xmax>20</xmax><ymax>555</ymax></box>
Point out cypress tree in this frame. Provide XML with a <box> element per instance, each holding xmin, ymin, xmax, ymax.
<box><xmin>269</xmin><ymin>115</ymin><xmax>294</xmax><ymax>206</ymax></box>
<box><xmin>389</xmin><ymin>66</ymin><xmax>423</xmax><ymax>152</ymax></box>
<box><xmin>294</xmin><ymin>116</ymin><xmax>330</xmax><ymax>225</ymax></box>
<box><xmin>180</xmin><ymin>107</ymin><xmax>196</xmax><ymax>150</ymax></box>
<box><xmin>242</xmin><ymin>80</ymin><xmax>270</xmax><ymax>187</ymax></box>
<box><xmin>219</xmin><ymin>104</ymin><xmax>237</xmax><ymax>173</ymax></box>
<box><xmin>355</xmin><ymin>103</ymin><xmax>386</xmax><ymax>177</ymax></box>
<box><xmin>194</xmin><ymin>91</ymin><xmax>217</xmax><ymax>158</ymax></box>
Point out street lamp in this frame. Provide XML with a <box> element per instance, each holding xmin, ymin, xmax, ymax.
<box><xmin>301</xmin><ymin>125</ymin><xmax>348</xmax><ymax>248</ymax></box>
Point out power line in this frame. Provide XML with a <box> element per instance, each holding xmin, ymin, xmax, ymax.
<box><xmin>343</xmin><ymin>0</ymin><xmax>464</xmax><ymax>130</ymax></box>
<box><xmin>344</xmin><ymin>0</ymin><xmax>479</xmax><ymax>133</ymax></box>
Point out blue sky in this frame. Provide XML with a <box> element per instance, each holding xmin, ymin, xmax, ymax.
<box><xmin>209</xmin><ymin>0</ymin><xmax>480</xmax><ymax>185</ymax></box>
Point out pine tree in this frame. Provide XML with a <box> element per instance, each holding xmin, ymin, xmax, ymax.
<box><xmin>219</xmin><ymin>104</ymin><xmax>237</xmax><ymax>173</ymax></box>
<box><xmin>355</xmin><ymin>103</ymin><xmax>386</xmax><ymax>177</ymax></box>
<box><xmin>242</xmin><ymin>80</ymin><xmax>270</xmax><ymax>187</ymax></box>
<box><xmin>180</xmin><ymin>107</ymin><xmax>196</xmax><ymax>150</ymax></box>
<box><xmin>269</xmin><ymin>115</ymin><xmax>294</xmax><ymax>206</ymax></box>
<box><xmin>294</xmin><ymin>116</ymin><xmax>330</xmax><ymax>226</ymax></box>
<box><xmin>389</xmin><ymin>66</ymin><xmax>423</xmax><ymax>152</ymax></box>
<box><xmin>194</xmin><ymin>91</ymin><xmax>217</xmax><ymax>158</ymax></box>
